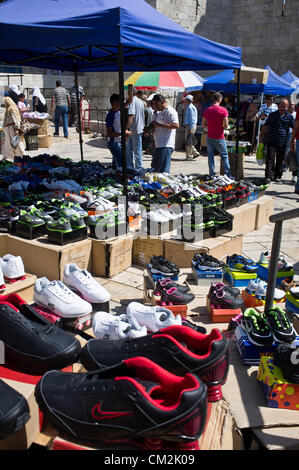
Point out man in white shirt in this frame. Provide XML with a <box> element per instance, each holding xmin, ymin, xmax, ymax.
<box><xmin>151</xmin><ymin>94</ymin><xmax>179</xmax><ymax>173</ymax></box>
<box><xmin>257</xmin><ymin>95</ymin><xmax>278</xmax><ymax>126</ymax></box>
<box><xmin>126</xmin><ymin>87</ymin><xmax>145</xmax><ymax>169</ymax></box>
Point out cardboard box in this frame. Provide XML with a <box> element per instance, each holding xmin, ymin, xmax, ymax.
<box><xmin>38</xmin><ymin>133</ymin><xmax>52</xmax><ymax>148</ymax></box>
<box><xmin>226</xmin><ymin>203</ymin><xmax>258</xmax><ymax>236</ymax></box>
<box><xmin>257</xmin><ymin>262</ymin><xmax>294</xmax><ymax>286</ymax></box>
<box><xmin>206</xmin><ymin>296</ymin><xmax>241</xmax><ymax>323</ymax></box>
<box><xmin>2</xmin><ymin>273</ymin><xmax>37</xmax><ymax>303</ymax></box>
<box><xmin>26</xmin><ymin>118</ymin><xmax>49</xmax><ymax>136</ymax></box>
<box><xmin>4</xmin><ymin>236</ymin><xmax>92</xmax><ymax>281</ymax></box>
<box><xmin>232</xmin><ymin>67</ymin><xmax>269</xmax><ymax>85</ymax></box>
<box><xmin>251</xmin><ymin>195</ymin><xmax>275</xmax><ymax>230</ymax></box>
<box><xmin>200</xmin><ymin>401</ymin><xmax>243</xmax><ymax>450</ymax></box>
<box><xmin>164</xmin><ymin>234</ymin><xmax>243</xmax><ymax>269</ymax></box>
<box><xmin>257</xmin><ymin>356</ymin><xmax>299</xmax><ymax>410</ymax></box>
<box><xmin>91</xmin><ymin>234</ymin><xmax>133</xmax><ymax>277</ymax></box>
<box><xmin>132</xmin><ymin>236</ymin><xmax>165</xmax><ymax>267</ymax></box>
<box><xmin>0</xmin><ymin>379</ymin><xmax>40</xmax><ymax>450</ymax></box>
<box><xmin>224</xmin><ymin>267</ymin><xmax>257</xmax><ymax>288</ymax></box>
<box><xmin>251</xmin><ymin>426</ymin><xmax>299</xmax><ymax>450</ymax></box>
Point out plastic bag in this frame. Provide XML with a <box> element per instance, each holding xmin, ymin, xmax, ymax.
<box><xmin>256</xmin><ymin>142</ymin><xmax>265</xmax><ymax>165</ymax></box>
<box><xmin>186</xmin><ymin>133</ymin><xmax>198</xmax><ymax>147</ymax></box>
<box><xmin>10</xmin><ymin>134</ymin><xmax>20</xmax><ymax>149</ymax></box>
<box><xmin>285</xmin><ymin>150</ymin><xmax>298</xmax><ymax>173</ymax></box>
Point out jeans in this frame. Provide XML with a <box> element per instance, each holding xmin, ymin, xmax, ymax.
<box><xmin>54</xmin><ymin>105</ymin><xmax>69</xmax><ymax>137</ymax></box>
<box><xmin>126</xmin><ymin>133</ymin><xmax>143</xmax><ymax>169</ymax></box>
<box><xmin>107</xmin><ymin>141</ymin><xmax>122</xmax><ymax>168</ymax></box>
<box><xmin>295</xmin><ymin>140</ymin><xmax>299</xmax><ymax>191</ymax></box>
<box><xmin>206</xmin><ymin>137</ymin><xmax>231</xmax><ymax>177</ymax></box>
<box><xmin>151</xmin><ymin>147</ymin><xmax>173</xmax><ymax>173</ymax></box>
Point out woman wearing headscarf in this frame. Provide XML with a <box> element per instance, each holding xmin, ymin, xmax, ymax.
<box><xmin>4</xmin><ymin>84</ymin><xmax>21</xmax><ymax>105</ymax></box>
<box><xmin>2</xmin><ymin>97</ymin><xmax>25</xmax><ymax>161</ymax></box>
<box><xmin>32</xmin><ymin>87</ymin><xmax>48</xmax><ymax>113</ymax></box>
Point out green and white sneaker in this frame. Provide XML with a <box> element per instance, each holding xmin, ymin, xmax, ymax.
<box><xmin>241</xmin><ymin>308</ymin><xmax>273</xmax><ymax>346</ymax></box>
<box><xmin>47</xmin><ymin>218</ymin><xmax>72</xmax><ymax>234</ymax></box>
<box><xmin>18</xmin><ymin>210</ymin><xmax>46</xmax><ymax>228</ymax></box>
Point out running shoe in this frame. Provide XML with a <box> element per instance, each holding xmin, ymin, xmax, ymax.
<box><xmin>154</xmin><ymin>278</ymin><xmax>190</xmax><ymax>296</ymax></box>
<box><xmin>226</xmin><ymin>254</ymin><xmax>258</xmax><ymax>272</ymax></box>
<box><xmin>126</xmin><ymin>302</ymin><xmax>182</xmax><ymax>332</ymax></box>
<box><xmin>35</xmin><ymin>357</ymin><xmax>207</xmax><ymax>448</ymax></box>
<box><xmin>274</xmin><ymin>339</ymin><xmax>299</xmax><ymax>384</ymax></box>
<box><xmin>0</xmin><ymin>254</ymin><xmax>25</xmax><ymax>281</ymax></box>
<box><xmin>18</xmin><ymin>210</ymin><xmax>46</xmax><ymax>228</ymax></box>
<box><xmin>63</xmin><ymin>264</ymin><xmax>111</xmax><ymax>303</ymax></box>
<box><xmin>160</xmin><ymin>287</ymin><xmax>195</xmax><ymax>306</ymax></box>
<box><xmin>92</xmin><ymin>311</ymin><xmax>147</xmax><ymax>340</ymax></box>
<box><xmin>208</xmin><ymin>283</ymin><xmax>240</xmax><ymax>299</ymax></box>
<box><xmin>241</xmin><ymin>308</ymin><xmax>273</xmax><ymax>346</ymax></box>
<box><xmin>0</xmin><ymin>293</ymin><xmax>82</xmax><ymax>374</ymax></box>
<box><xmin>246</xmin><ymin>278</ymin><xmax>285</xmax><ymax>301</ymax></box>
<box><xmin>69</xmin><ymin>214</ymin><xmax>86</xmax><ymax>230</ymax></box>
<box><xmin>148</xmin><ymin>256</ymin><xmax>179</xmax><ymax>276</ymax></box>
<box><xmin>30</xmin><ymin>206</ymin><xmax>54</xmax><ymax>223</ymax></box>
<box><xmin>192</xmin><ymin>253</ymin><xmax>224</xmax><ymax>271</ymax></box>
<box><xmin>209</xmin><ymin>287</ymin><xmax>243</xmax><ymax>310</ymax></box>
<box><xmin>81</xmin><ymin>325</ymin><xmax>229</xmax><ymax>402</ymax></box>
<box><xmin>264</xmin><ymin>307</ymin><xmax>297</xmax><ymax>343</ymax></box>
<box><xmin>0</xmin><ymin>379</ymin><xmax>30</xmax><ymax>439</ymax></box>
<box><xmin>47</xmin><ymin>218</ymin><xmax>72</xmax><ymax>234</ymax></box>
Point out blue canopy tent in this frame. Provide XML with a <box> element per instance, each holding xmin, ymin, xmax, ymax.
<box><xmin>0</xmin><ymin>0</ymin><xmax>242</xmax><ymax>202</ymax></box>
<box><xmin>202</xmin><ymin>66</ymin><xmax>295</xmax><ymax>95</ymax></box>
<box><xmin>281</xmin><ymin>70</ymin><xmax>299</xmax><ymax>91</ymax></box>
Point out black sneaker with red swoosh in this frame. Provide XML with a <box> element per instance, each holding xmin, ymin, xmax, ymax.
<box><xmin>35</xmin><ymin>357</ymin><xmax>207</xmax><ymax>450</ymax></box>
<box><xmin>81</xmin><ymin>325</ymin><xmax>229</xmax><ymax>402</ymax></box>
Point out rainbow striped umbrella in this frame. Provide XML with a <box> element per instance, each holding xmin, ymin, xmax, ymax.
<box><xmin>124</xmin><ymin>71</ymin><xmax>204</xmax><ymax>91</ymax></box>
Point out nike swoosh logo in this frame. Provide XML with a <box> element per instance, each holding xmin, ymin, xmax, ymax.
<box><xmin>92</xmin><ymin>401</ymin><xmax>133</xmax><ymax>420</ymax></box>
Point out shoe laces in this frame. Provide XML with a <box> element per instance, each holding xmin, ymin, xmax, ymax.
<box><xmin>267</xmin><ymin>309</ymin><xmax>289</xmax><ymax>330</ymax></box>
<box><xmin>49</xmin><ymin>281</ymin><xmax>78</xmax><ymax>302</ymax></box>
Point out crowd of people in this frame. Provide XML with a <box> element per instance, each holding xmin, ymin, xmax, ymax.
<box><xmin>105</xmin><ymin>88</ymin><xmax>299</xmax><ymax>194</ymax></box>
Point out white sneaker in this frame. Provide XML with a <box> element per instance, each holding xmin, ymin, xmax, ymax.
<box><xmin>34</xmin><ymin>277</ymin><xmax>92</xmax><ymax>318</ymax></box>
<box><xmin>126</xmin><ymin>302</ymin><xmax>182</xmax><ymax>333</ymax></box>
<box><xmin>92</xmin><ymin>311</ymin><xmax>147</xmax><ymax>340</ymax></box>
<box><xmin>246</xmin><ymin>278</ymin><xmax>285</xmax><ymax>301</ymax></box>
<box><xmin>0</xmin><ymin>254</ymin><xmax>25</xmax><ymax>280</ymax></box>
<box><xmin>0</xmin><ymin>266</ymin><xmax>5</xmax><ymax>291</ymax></box>
<box><xmin>63</xmin><ymin>264</ymin><xmax>111</xmax><ymax>303</ymax></box>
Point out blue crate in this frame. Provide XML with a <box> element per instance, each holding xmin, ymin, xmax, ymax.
<box><xmin>192</xmin><ymin>266</ymin><xmax>223</xmax><ymax>279</ymax></box>
<box><xmin>286</xmin><ymin>298</ymin><xmax>299</xmax><ymax>315</ymax></box>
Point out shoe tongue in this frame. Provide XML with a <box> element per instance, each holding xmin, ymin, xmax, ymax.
<box><xmin>135</xmin><ymin>379</ymin><xmax>160</xmax><ymax>395</ymax></box>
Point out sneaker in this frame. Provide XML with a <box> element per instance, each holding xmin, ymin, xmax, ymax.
<box><xmin>92</xmin><ymin>311</ymin><xmax>147</xmax><ymax>340</ymax></box>
<box><xmin>264</xmin><ymin>307</ymin><xmax>297</xmax><ymax>344</ymax></box>
<box><xmin>274</xmin><ymin>339</ymin><xmax>299</xmax><ymax>384</ymax></box>
<box><xmin>47</xmin><ymin>218</ymin><xmax>72</xmax><ymax>234</ymax></box>
<box><xmin>259</xmin><ymin>251</ymin><xmax>271</xmax><ymax>265</ymax></box>
<box><xmin>226</xmin><ymin>254</ymin><xmax>258</xmax><ymax>272</ymax></box>
<box><xmin>33</xmin><ymin>277</ymin><xmax>92</xmax><ymax>318</ymax></box>
<box><xmin>246</xmin><ymin>278</ymin><xmax>285</xmax><ymax>301</ymax></box>
<box><xmin>0</xmin><ymin>378</ymin><xmax>30</xmax><ymax>439</ymax></box>
<box><xmin>209</xmin><ymin>288</ymin><xmax>243</xmax><ymax>310</ymax></box>
<box><xmin>208</xmin><ymin>283</ymin><xmax>240</xmax><ymax>299</ymax></box>
<box><xmin>126</xmin><ymin>302</ymin><xmax>182</xmax><ymax>332</ymax></box>
<box><xmin>241</xmin><ymin>308</ymin><xmax>273</xmax><ymax>346</ymax></box>
<box><xmin>35</xmin><ymin>357</ymin><xmax>207</xmax><ymax>447</ymax></box>
<box><xmin>148</xmin><ymin>256</ymin><xmax>179</xmax><ymax>277</ymax></box>
<box><xmin>0</xmin><ymin>255</ymin><xmax>25</xmax><ymax>281</ymax></box>
<box><xmin>154</xmin><ymin>278</ymin><xmax>190</xmax><ymax>296</ymax></box>
<box><xmin>69</xmin><ymin>214</ymin><xmax>86</xmax><ymax>230</ymax></box>
<box><xmin>18</xmin><ymin>210</ymin><xmax>46</xmax><ymax>228</ymax></box>
<box><xmin>160</xmin><ymin>287</ymin><xmax>195</xmax><ymax>306</ymax></box>
<box><xmin>290</xmin><ymin>284</ymin><xmax>299</xmax><ymax>299</ymax></box>
<box><xmin>259</xmin><ymin>252</ymin><xmax>293</xmax><ymax>271</ymax></box>
<box><xmin>63</xmin><ymin>264</ymin><xmax>111</xmax><ymax>303</ymax></box>
<box><xmin>81</xmin><ymin>325</ymin><xmax>229</xmax><ymax>402</ymax></box>
<box><xmin>192</xmin><ymin>253</ymin><xmax>224</xmax><ymax>271</ymax></box>
<box><xmin>0</xmin><ymin>293</ymin><xmax>82</xmax><ymax>374</ymax></box>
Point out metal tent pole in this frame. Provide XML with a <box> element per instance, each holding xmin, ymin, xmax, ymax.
<box><xmin>74</xmin><ymin>67</ymin><xmax>84</xmax><ymax>161</ymax></box>
<box><xmin>256</xmin><ymin>92</ymin><xmax>264</xmax><ymax>150</ymax></box>
<box><xmin>118</xmin><ymin>43</ymin><xmax>129</xmax><ymax>229</ymax></box>
<box><xmin>235</xmin><ymin>68</ymin><xmax>241</xmax><ymax>180</ymax></box>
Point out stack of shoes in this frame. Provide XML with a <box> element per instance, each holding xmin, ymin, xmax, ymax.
<box><xmin>148</xmin><ymin>256</ymin><xmax>179</xmax><ymax>279</ymax></box>
<box><xmin>241</xmin><ymin>307</ymin><xmax>297</xmax><ymax>347</ymax></box>
<box><xmin>226</xmin><ymin>254</ymin><xmax>258</xmax><ymax>272</ymax></box>
<box><xmin>246</xmin><ymin>278</ymin><xmax>285</xmax><ymax>301</ymax></box>
<box><xmin>192</xmin><ymin>253</ymin><xmax>224</xmax><ymax>272</ymax></box>
<box><xmin>208</xmin><ymin>283</ymin><xmax>243</xmax><ymax>310</ymax></box>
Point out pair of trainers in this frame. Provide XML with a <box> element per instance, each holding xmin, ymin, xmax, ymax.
<box><xmin>241</xmin><ymin>307</ymin><xmax>297</xmax><ymax>347</ymax></box>
<box><xmin>92</xmin><ymin>302</ymin><xmax>182</xmax><ymax>340</ymax></box>
<box><xmin>154</xmin><ymin>278</ymin><xmax>195</xmax><ymax>306</ymax></box>
<box><xmin>246</xmin><ymin>278</ymin><xmax>285</xmax><ymax>301</ymax></box>
<box><xmin>33</xmin><ymin>264</ymin><xmax>111</xmax><ymax>319</ymax></box>
<box><xmin>208</xmin><ymin>283</ymin><xmax>243</xmax><ymax>310</ymax></box>
<box><xmin>259</xmin><ymin>251</ymin><xmax>293</xmax><ymax>271</ymax></box>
